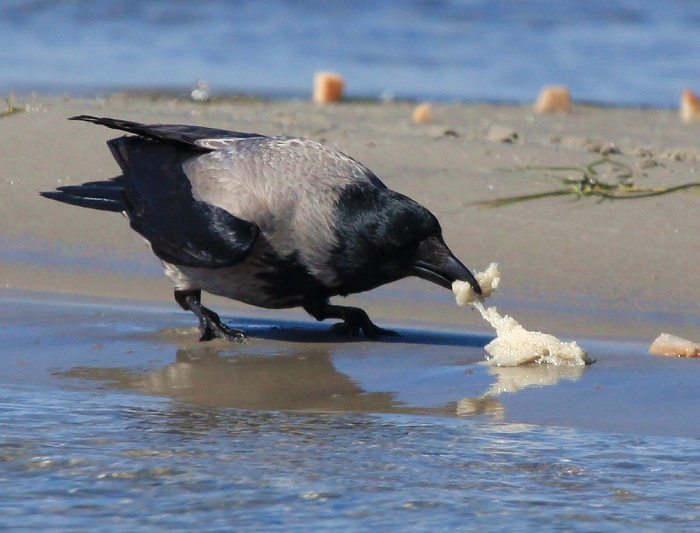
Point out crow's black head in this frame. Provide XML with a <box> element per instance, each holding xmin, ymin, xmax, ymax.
<box><xmin>329</xmin><ymin>185</ymin><xmax>480</xmax><ymax>296</ymax></box>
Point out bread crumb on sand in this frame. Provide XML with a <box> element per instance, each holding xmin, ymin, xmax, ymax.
<box><xmin>411</xmin><ymin>102</ymin><xmax>433</xmax><ymax>124</ymax></box>
<box><xmin>533</xmin><ymin>85</ymin><xmax>572</xmax><ymax>113</ymax></box>
<box><xmin>313</xmin><ymin>72</ymin><xmax>345</xmax><ymax>104</ymax></box>
<box><xmin>649</xmin><ymin>333</ymin><xmax>700</xmax><ymax>357</ymax></box>
<box><xmin>680</xmin><ymin>89</ymin><xmax>700</xmax><ymax>123</ymax></box>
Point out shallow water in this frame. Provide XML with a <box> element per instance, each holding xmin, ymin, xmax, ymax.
<box><xmin>3</xmin><ymin>386</ymin><xmax>700</xmax><ymax>531</ymax></box>
<box><xmin>2</xmin><ymin>0</ymin><xmax>698</xmax><ymax>106</ymax></box>
<box><xmin>1</xmin><ymin>294</ymin><xmax>699</xmax><ymax>529</ymax></box>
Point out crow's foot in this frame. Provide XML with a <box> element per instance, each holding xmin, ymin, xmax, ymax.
<box><xmin>197</xmin><ymin>311</ymin><xmax>246</xmax><ymax>342</ymax></box>
<box><xmin>174</xmin><ymin>289</ymin><xmax>246</xmax><ymax>343</ymax></box>
<box><xmin>304</xmin><ymin>301</ymin><xmax>398</xmax><ymax>339</ymax></box>
<box><xmin>329</xmin><ymin>320</ymin><xmax>398</xmax><ymax>339</ymax></box>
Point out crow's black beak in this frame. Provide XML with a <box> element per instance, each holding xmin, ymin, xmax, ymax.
<box><xmin>411</xmin><ymin>235</ymin><xmax>482</xmax><ymax>294</ymax></box>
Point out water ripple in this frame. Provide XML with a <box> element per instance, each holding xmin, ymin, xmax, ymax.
<box><xmin>0</xmin><ymin>384</ymin><xmax>698</xmax><ymax>530</ymax></box>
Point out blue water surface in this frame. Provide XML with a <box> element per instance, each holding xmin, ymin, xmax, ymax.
<box><xmin>2</xmin><ymin>384</ymin><xmax>700</xmax><ymax>531</ymax></box>
<box><xmin>1</xmin><ymin>0</ymin><xmax>698</xmax><ymax>106</ymax></box>
<box><xmin>1</xmin><ymin>294</ymin><xmax>700</xmax><ymax>530</ymax></box>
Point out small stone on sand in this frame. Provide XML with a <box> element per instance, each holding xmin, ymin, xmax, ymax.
<box><xmin>635</xmin><ymin>147</ymin><xmax>655</xmax><ymax>158</ymax></box>
<box><xmin>598</xmin><ymin>143</ymin><xmax>621</xmax><ymax>156</ymax></box>
<box><xmin>412</xmin><ymin>102</ymin><xmax>433</xmax><ymax>124</ymax></box>
<box><xmin>190</xmin><ymin>80</ymin><xmax>210</xmax><ymax>103</ymax></box>
<box><xmin>313</xmin><ymin>72</ymin><xmax>345</xmax><ymax>104</ymax></box>
<box><xmin>534</xmin><ymin>85</ymin><xmax>572</xmax><ymax>113</ymax></box>
<box><xmin>486</xmin><ymin>125</ymin><xmax>519</xmax><ymax>143</ymax></box>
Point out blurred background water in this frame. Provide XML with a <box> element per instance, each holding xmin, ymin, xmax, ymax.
<box><xmin>1</xmin><ymin>0</ymin><xmax>698</xmax><ymax>106</ymax></box>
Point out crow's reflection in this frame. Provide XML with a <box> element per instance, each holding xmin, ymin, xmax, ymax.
<box><xmin>55</xmin><ymin>321</ymin><xmax>584</xmax><ymax>419</ymax></box>
<box><xmin>146</xmin><ymin>345</ymin><xmax>400</xmax><ymax>411</ymax></box>
<box><xmin>58</xmin><ymin>343</ymin><xmax>403</xmax><ymax>412</ymax></box>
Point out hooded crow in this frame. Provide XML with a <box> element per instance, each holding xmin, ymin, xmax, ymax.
<box><xmin>42</xmin><ymin>115</ymin><xmax>481</xmax><ymax>340</ymax></box>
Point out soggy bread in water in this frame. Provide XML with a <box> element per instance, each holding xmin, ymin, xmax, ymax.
<box><xmin>453</xmin><ymin>264</ymin><xmax>590</xmax><ymax>367</ymax></box>
<box><xmin>474</xmin><ymin>303</ymin><xmax>591</xmax><ymax>367</ymax></box>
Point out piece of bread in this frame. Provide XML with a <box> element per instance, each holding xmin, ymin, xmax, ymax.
<box><xmin>453</xmin><ymin>263</ymin><xmax>500</xmax><ymax>306</ymax></box>
<box><xmin>313</xmin><ymin>72</ymin><xmax>344</xmax><ymax>104</ymax></box>
<box><xmin>412</xmin><ymin>102</ymin><xmax>433</xmax><ymax>124</ymax></box>
<box><xmin>680</xmin><ymin>89</ymin><xmax>700</xmax><ymax>123</ymax></box>
<box><xmin>478</xmin><ymin>304</ymin><xmax>590</xmax><ymax>366</ymax></box>
<box><xmin>533</xmin><ymin>86</ymin><xmax>572</xmax><ymax>113</ymax></box>
<box><xmin>452</xmin><ymin>264</ymin><xmax>590</xmax><ymax>366</ymax></box>
<box><xmin>649</xmin><ymin>333</ymin><xmax>700</xmax><ymax>357</ymax></box>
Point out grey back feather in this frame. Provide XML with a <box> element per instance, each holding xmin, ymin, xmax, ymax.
<box><xmin>183</xmin><ymin>136</ymin><xmax>384</xmax><ymax>285</ymax></box>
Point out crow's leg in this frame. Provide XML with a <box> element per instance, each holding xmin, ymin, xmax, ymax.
<box><xmin>174</xmin><ymin>289</ymin><xmax>246</xmax><ymax>342</ymax></box>
<box><xmin>304</xmin><ymin>300</ymin><xmax>398</xmax><ymax>339</ymax></box>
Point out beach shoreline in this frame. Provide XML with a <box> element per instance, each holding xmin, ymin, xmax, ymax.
<box><xmin>4</xmin><ymin>289</ymin><xmax>700</xmax><ymax>440</ymax></box>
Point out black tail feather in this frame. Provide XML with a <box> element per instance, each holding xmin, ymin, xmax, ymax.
<box><xmin>41</xmin><ymin>178</ymin><xmax>126</xmax><ymax>212</ymax></box>
<box><xmin>56</xmin><ymin>184</ymin><xmax>124</xmax><ymax>202</ymax></box>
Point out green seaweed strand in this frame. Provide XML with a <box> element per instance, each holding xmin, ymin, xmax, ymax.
<box><xmin>473</xmin><ymin>157</ymin><xmax>700</xmax><ymax>208</ymax></box>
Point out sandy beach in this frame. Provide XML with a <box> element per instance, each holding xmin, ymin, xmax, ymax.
<box><xmin>2</xmin><ymin>94</ymin><xmax>700</xmax><ymax>529</ymax></box>
<box><xmin>3</xmin><ymin>95</ymin><xmax>700</xmax><ymax>334</ymax></box>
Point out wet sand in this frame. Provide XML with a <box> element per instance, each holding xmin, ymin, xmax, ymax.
<box><xmin>3</xmin><ymin>292</ymin><xmax>700</xmax><ymax>438</ymax></box>
<box><xmin>1</xmin><ymin>94</ymin><xmax>700</xmax><ymax>432</ymax></box>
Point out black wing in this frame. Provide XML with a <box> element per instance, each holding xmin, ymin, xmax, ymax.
<box><xmin>109</xmin><ymin>135</ymin><xmax>258</xmax><ymax>268</ymax></box>
<box><xmin>43</xmin><ymin>115</ymin><xmax>261</xmax><ymax>268</ymax></box>
<box><xmin>69</xmin><ymin>115</ymin><xmax>265</xmax><ymax>150</ymax></box>
<box><xmin>42</xmin><ymin>135</ymin><xmax>259</xmax><ymax>268</ymax></box>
